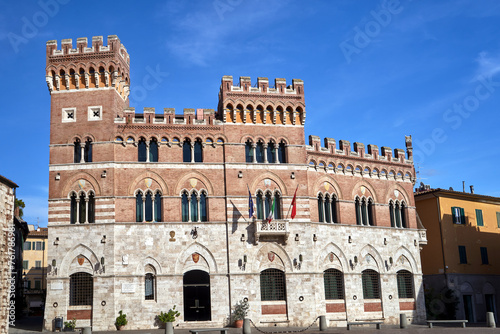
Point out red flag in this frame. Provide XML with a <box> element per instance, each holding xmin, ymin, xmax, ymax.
<box><xmin>291</xmin><ymin>187</ymin><xmax>298</xmax><ymax>219</ymax></box>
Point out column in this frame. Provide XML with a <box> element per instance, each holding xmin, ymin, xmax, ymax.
<box><xmin>84</xmin><ymin>198</ymin><xmax>89</xmax><ymax>224</ymax></box>
<box><xmin>146</xmin><ymin>142</ymin><xmax>150</xmax><ymax>163</ymax></box>
<box><xmin>80</xmin><ymin>146</ymin><xmax>85</xmax><ymax>163</ymax></box>
<box><xmin>191</xmin><ymin>142</ymin><xmax>195</xmax><ymax>163</ymax></box>
<box><xmin>75</xmin><ymin>74</ymin><xmax>80</xmax><ymax>90</ymax></box>
<box><xmin>188</xmin><ymin>196</ymin><xmax>192</xmax><ymax>222</ymax></box>
<box><xmin>76</xmin><ymin>198</ymin><xmax>80</xmax><ymax>224</ymax></box>
<box><xmin>197</xmin><ymin>195</ymin><xmax>201</xmax><ymax>222</ymax></box>
<box><xmin>142</xmin><ymin>195</ymin><xmax>146</xmax><ymax>223</ymax></box>
<box><xmin>252</xmin><ymin>143</ymin><xmax>257</xmax><ymax>163</ymax></box>
<box><xmin>263</xmin><ymin>144</ymin><xmax>268</xmax><ymax>163</ymax></box>
<box><xmin>274</xmin><ymin>145</ymin><xmax>279</xmax><ymax>164</ymax></box>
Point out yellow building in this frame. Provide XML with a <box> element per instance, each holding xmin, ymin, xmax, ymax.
<box><xmin>415</xmin><ymin>186</ymin><xmax>500</xmax><ymax>323</ymax></box>
<box><xmin>22</xmin><ymin>226</ymin><xmax>48</xmax><ymax>313</ymax></box>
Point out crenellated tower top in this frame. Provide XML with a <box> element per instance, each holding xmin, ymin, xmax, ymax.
<box><xmin>217</xmin><ymin>76</ymin><xmax>305</xmax><ymax>126</ymax></box>
<box><xmin>45</xmin><ymin>35</ymin><xmax>130</xmax><ymax>100</ymax></box>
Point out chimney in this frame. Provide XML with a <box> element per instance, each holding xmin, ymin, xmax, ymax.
<box><xmin>462</xmin><ymin>181</ymin><xmax>465</xmax><ymax>192</ymax></box>
<box><xmin>470</xmin><ymin>185</ymin><xmax>474</xmax><ymax>194</ymax></box>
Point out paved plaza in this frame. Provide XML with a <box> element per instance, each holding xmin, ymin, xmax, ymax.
<box><xmin>8</xmin><ymin>316</ymin><xmax>500</xmax><ymax>334</ymax></box>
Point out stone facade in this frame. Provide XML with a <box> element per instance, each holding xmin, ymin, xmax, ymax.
<box><xmin>0</xmin><ymin>175</ymin><xmax>17</xmax><ymax>334</ymax></box>
<box><xmin>43</xmin><ymin>35</ymin><xmax>427</xmax><ymax>331</ymax></box>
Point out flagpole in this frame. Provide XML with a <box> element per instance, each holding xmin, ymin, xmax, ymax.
<box><xmin>286</xmin><ymin>185</ymin><xmax>299</xmax><ymax>220</ymax></box>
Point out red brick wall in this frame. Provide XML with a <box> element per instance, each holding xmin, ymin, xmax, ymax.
<box><xmin>364</xmin><ymin>302</ymin><xmax>382</xmax><ymax>312</ymax></box>
<box><xmin>67</xmin><ymin>309</ymin><xmax>91</xmax><ymax>320</ymax></box>
<box><xmin>261</xmin><ymin>304</ymin><xmax>286</xmax><ymax>315</ymax></box>
<box><xmin>326</xmin><ymin>303</ymin><xmax>346</xmax><ymax>313</ymax></box>
<box><xmin>399</xmin><ymin>301</ymin><xmax>416</xmax><ymax>310</ymax></box>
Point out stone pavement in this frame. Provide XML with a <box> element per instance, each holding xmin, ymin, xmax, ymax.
<box><xmin>8</xmin><ymin>317</ymin><xmax>500</xmax><ymax>334</ymax></box>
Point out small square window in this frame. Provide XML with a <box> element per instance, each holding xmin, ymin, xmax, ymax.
<box><xmin>35</xmin><ymin>261</ymin><xmax>41</xmax><ymax>269</ymax></box>
<box><xmin>88</xmin><ymin>106</ymin><xmax>103</xmax><ymax>121</ymax></box>
<box><xmin>62</xmin><ymin>108</ymin><xmax>76</xmax><ymax>123</ymax></box>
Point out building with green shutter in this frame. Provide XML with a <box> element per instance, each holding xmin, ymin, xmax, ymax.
<box><xmin>415</xmin><ymin>185</ymin><xmax>500</xmax><ymax>323</ymax></box>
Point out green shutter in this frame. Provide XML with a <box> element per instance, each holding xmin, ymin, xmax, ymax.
<box><xmin>459</xmin><ymin>246</ymin><xmax>467</xmax><ymax>264</ymax></box>
<box><xmin>460</xmin><ymin>208</ymin><xmax>466</xmax><ymax>224</ymax></box>
<box><xmin>476</xmin><ymin>209</ymin><xmax>484</xmax><ymax>226</ymax></box>
<box><xmin>481</xmin><ymin>247</ymin><xmax>489</xmax><ymax>265</ymax></box>
<box><xmin>42</xmin><ymin>241</ymin><xmax>45</xmax><ymax>250</ymax></box>
<box><xmin>496</xmin><ymin>212</ymin><xmax>500</xmax><ymax>228</ymax></box>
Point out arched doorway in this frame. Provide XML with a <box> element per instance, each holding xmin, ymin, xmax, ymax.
<box><xmin>183</xmin><ymin>270</ymin><xmax>211</xmax><ymax>321</ymax></box>
<box><xmin>68</xmin><ymin>272</ymin><xmax>93</xmax><ymax>326</ymax></box>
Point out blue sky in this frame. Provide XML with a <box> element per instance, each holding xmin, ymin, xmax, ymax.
<box><xmin>1</xmin><ymin>0</ymin><xmax>499</xmax><ymax>227</ymax></box>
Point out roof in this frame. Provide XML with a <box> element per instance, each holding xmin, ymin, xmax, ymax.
<box><xmin>414</xmin><ymin>188</ymin><xmax>500</xmax><ymax>204</ymax></box>
<box><xmin>27</xmin><ymin>228</ymin><xmax>48</xmax><ymax>238</ymax></box>
<box><xmin>0</xmin><ymin>174</ymin><xmax>18</xmax><ymax>188</ymax></box>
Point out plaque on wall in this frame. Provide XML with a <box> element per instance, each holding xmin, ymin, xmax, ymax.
<box><xmin>121</xmin><ymin>283</ymin><xmax>136</xmax><ymax>293</ymax></box>
<box><xmin>51</xmin><ymin>282</ymin><xmax>63</xmax><ymax>290</ymax></box>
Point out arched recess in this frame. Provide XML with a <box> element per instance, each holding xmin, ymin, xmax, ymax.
<box><xmin>483</xmin><ymin>282</ymin><xmax>495</xmax><ymax>295</ymax></box>
<box><xmin>314</xmin><ymin>176</ymin><xmax>343</xmax><ymax>200</ymax></box>
<box><xmin>62</xmin><ymin>172</ymin><xmax>101</xmax><ymax>198</ymax></box>
<box><xmin>358</xmin><ymin>244</ymin><xmax>384</xmax><ymax>272</ymax></box>
<box><xmin>59</xmin><ymin>244</ymin><xmax>99</xmax><ymax>276</ymax></box>
<box><xmin>175</xmin><ymin>242</ymin><xmax>218</xmax><ymax>275</ymax></box>
<box><xmin>392</xmin><ymin>246</ymin><xmax>418</xmax><ymax>273</ymax></box>
<box><xmin>127</xmin><ymin>171</ymin><xmax>168</xmax><ymax>196</ymax></box>
<box><xmin>351</xmin><ymin>180</ymin><xmax>378</xmax><ymax>202</ymax></box>
<box><xmin>317</xmin><ymin>242</ymin><xmax>348</xmax><ymax>272</ymax></box>
<box><xmin>135</xmin><ymin>256</ymin><xmax>163</xmax><ymax>275</ymax></box>
<box><xmin>253</xmin><ymin>242</ymin><xmax>293</xmax><ymax>273</ymax></box>
<box><xmin>385</xmin><ymin>184</ymin><xmax>412</xmax><ymax>206</ymax></box>
<box><xmin>250</xmin><ymin>172</ymin><xmax>288</xmax><ymax>196</ymax></box>
<box><xmin>174</xmin><ymin>171</ymin><xmax>214</xmax><ymax>196</ymax></box>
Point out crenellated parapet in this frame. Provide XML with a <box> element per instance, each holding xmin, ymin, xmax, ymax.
<box><xmin>45</xmin><ymin>35</ymin><xmax>130</xmax><ymax>100</ymax></box>
<box><xmin>217</xmin><ymin>76</ymin><xmax>306</xmax><ymax>126</ymax></box>
<box><xmin>306</xmin><ymin>135</ymin><xmax>415</xmax><ymax>182</ymax></box>
<box><xmin>114</xmin><ymin>107</ymin><xmax>219</xmax><ymax>126</ymax></box>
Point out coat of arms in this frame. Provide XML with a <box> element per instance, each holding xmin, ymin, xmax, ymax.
<box><xmin>192</xmin><ymin>253</ymin><xmax>200</xmax><ymax>263</ymax></box>
<box><xmin>77</xmin><ymin>256</ymin><xmax>85</xmax><ymax>266</ymax></box>
<box><xmin>268</xmin><ymin>252</ymin><xmax>275</xmax><ymax>262</ymax></box>
<box><xmin>329</xmin><ymin>252</ymin><xmax>334</xmax><ymax>262</ymax></box>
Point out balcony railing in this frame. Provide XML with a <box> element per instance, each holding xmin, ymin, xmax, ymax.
<box><xmin>255</xmin><ymin>219</ymin><xmax>289</xmax><ymax>245</ymax></box>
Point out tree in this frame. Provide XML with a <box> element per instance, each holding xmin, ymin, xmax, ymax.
<box><xmin>15</xmin><ymin>198</ymin><xmax>25</xmax><ymax>218</ymax></box>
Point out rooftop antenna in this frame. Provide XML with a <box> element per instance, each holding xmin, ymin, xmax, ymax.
<box><xmin>415</xmin><ymin>163</ymin><xmax>427</xmax><ymax>185</ymax></box>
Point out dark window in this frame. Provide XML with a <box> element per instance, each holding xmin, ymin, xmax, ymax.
<box><xmin>181</xmin><ymin>192</ymin><xmax>189</xmax><ymax>222</ymax></box>
<box><xmin>191</xmin><ymin>193</ymin><xmax>198</xmax><ymax>222</ymax></box>
<box><xmin>355</xmin><ymin>198</ymin><xmax>361</xmax><ymax>225</ymax></box>
<box><xmin>265</xmin><ymin>192</ymin><xmax>272</xmax><ymax>218</ymax></box>
<box><xmin>88</xmin><ymin>192</ymin><xmax>95</xmax><ymax>223</ymax></box>
<box><xmin>459</xmin><ymin>245</ymin><xmax>467</xmax><ymax>264</ymax></box>
<box><xmin>395</xmin><ymin>202</ymin><xmax>401</xmax><ymax>227</ymax></box>
<box><xmin>397</xmin><ymin>270</ymin><xmax>414</xmax><ymax>298</ymax></box>
<box><xmin>318</xmin><ymin>194</ymin><xmax>324</xmax><ymax>222</ymax></box>
<box><xmin>256</xmin><ymin>142</ymin><xmax>264</xmax><ymax>163</ymax></box>
<box><xmin>367</xmin><ymin>199</ymin><xmax>374</xmax><ymax>226</ymax></box>
<box><xmin>324</xmin><ymin>195</ymin><xmax>331</xmax><ymax>223</ymax></box>
<box><xmin>260</xmin><ymin>269</ymin><xmax>286</xmax><ymax>301</ymax></box>
<box><xmin>23</xmin><ymin>260</ymin><xmax>28</xmax><ymax>269</ymax></box>
<box><xmin>149</xmin><ymin>139</ymin><xmax>158</xmax><ymax>162</ymax></box>
<box><xmin>267</xmin><ymin>142</ymin><xmax>275</xmax><ymax>163</ymax></box>
<box><xmin>194</xmin><ymin>140</ymin><xmax>203</xmax><ymax>162</ymax></box>
<box><xmin>481</xmin><ymin>247</ymin><xmax>489</xmax><ymax>264</ymax></box>
<box><xmin>69</xmin><ymin>272</ymin><xmax>93</xmax><ymax>306</ymax></box>
<box><xmin>389</xmin><ymin>202</ymin><xmax>395</xmax><ymax>227</ymax></box>
<box><xmin>245</xmin><ymin>141</ymin><xmax>253</xmax><ymax>163</ymax></box>
<box><xmin>362</xmin><ymin>269</ymin><xmax>380</xmax><ymax>299</ymax></box>
<box><xmin>145</xmin><ymin>192</ymin><xmax>153</xmax><ymax>222</ymax></box>
<box><xmin>497</xmin><ymin>212</ymin><xmax>500</xmax><ymax>228</ymax></box>
<box><xmin>256</xmin><ymin>192</ymin><xmax>263</xmax><ymax>219</ymax></box>
<box><xmin>183</xmin><ymin>140</ymin><xmax>191</xmax><ymax>162</ymax></box>
<box><xmin>136</xmin><ymin>192</ymin><xmax>143</xmax><ymax>222</ymax></box>
<box><xmin>401</xmin><ymin>203</ymin><xmax>407</xmax><ymax>228</ymax></box>
<box><xmin>452</xmin><ymin>207</ymin><xmax>466</xmax><ymax>224</ymax></box>
<box><xmin>70</xmin><ymin>193</ymin><xmax>77</xmax><ymax>224</ymax></box>
<box><xmin>24</xmin><ymin>241</ymin><xmax>31</xmax><ymax>250</ymax></box>
<box><xmin>324</xmin><ymin>269</ymin><xmax>344</xmax><ymax>300</ymax></box>
<box><xmin>274</xmin><ymin>192</ymin><xmax>281</xmax><ymax>219</ymax></box>
<box><xmin>138</xmin><ymin>138</ymin><xmax>147</xmax><ymax>162</ymax></box>
<box><xmin>154</xmin><ymin>192</ymin><xmax>162</xmax><ymax>222</ymax></box>
<box><xmin>84</xmin><ymin>139</ymin><xmax>92</xmax><ymax>162</ymax></box>
<box><xmin>476</xmin><ymin>209</ymin><xmax>484</xmax><ymax>226</ymax></box>
<box><xmin>200</xmin><ymin>192</ymin><xmax>207</xmax><ymax>222</ymax></box>
<box><xmin>35</xmin><ymin>242</ymin><xmax>42</xmax><ymax>250</ymax></box>
<box><xmin>278</xmin><ymin>142</ymin><xmax>286</xmax><ymax>163</ymax></box>
<box><xmin>145</xmin><ymin>273</ymin><xmax>155</xmax><ymax>300</ymax></box>
<box><xmin>331</xmin><ymin>196</ymin><xmax>337</xmax><ymax>223</ymax></box>
<box><xmin>35</xmin><ymin>280</ymin><xmax>41</xmax><ymax>290</ymax></box>
<box><xmin>74</xmin><ymin>139</ymin><xmax>81</xmax><ymax>163</ymax></box>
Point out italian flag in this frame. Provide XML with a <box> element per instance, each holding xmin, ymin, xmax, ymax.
<box><xmin>267</xmin><ymin>196</ymin><xmax>276</xmax><ymax>222</ymax></box>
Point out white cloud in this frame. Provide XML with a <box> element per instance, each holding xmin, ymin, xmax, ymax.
<box><xmin>475</xmin><ymin>51</ymin><xmax>500</xmax><ymax>78</ymax></box>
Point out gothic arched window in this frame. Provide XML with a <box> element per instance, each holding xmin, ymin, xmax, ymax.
<box><xmin>183</xmin><ymin>139</ymin><xmax>191</xmax><ymax>163</ymax></box>
<box><xmin>138</xmin><ymin>138</ymin><xmax>147</xmax><ymax>162</ymax></box>
<box><xmin>149</xmin><ymin>138</ymin><xmax>158</xmax><ymax>162</ymax></box>
<box><xmin>194</xmin><ymin>139</ymin><xmax>203</xmax><ymax>162</ymax></box>
<box><xmin>278</xmin><ymin>141</ymin><xmax>286</xmax><ymax>163</ymax></box>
